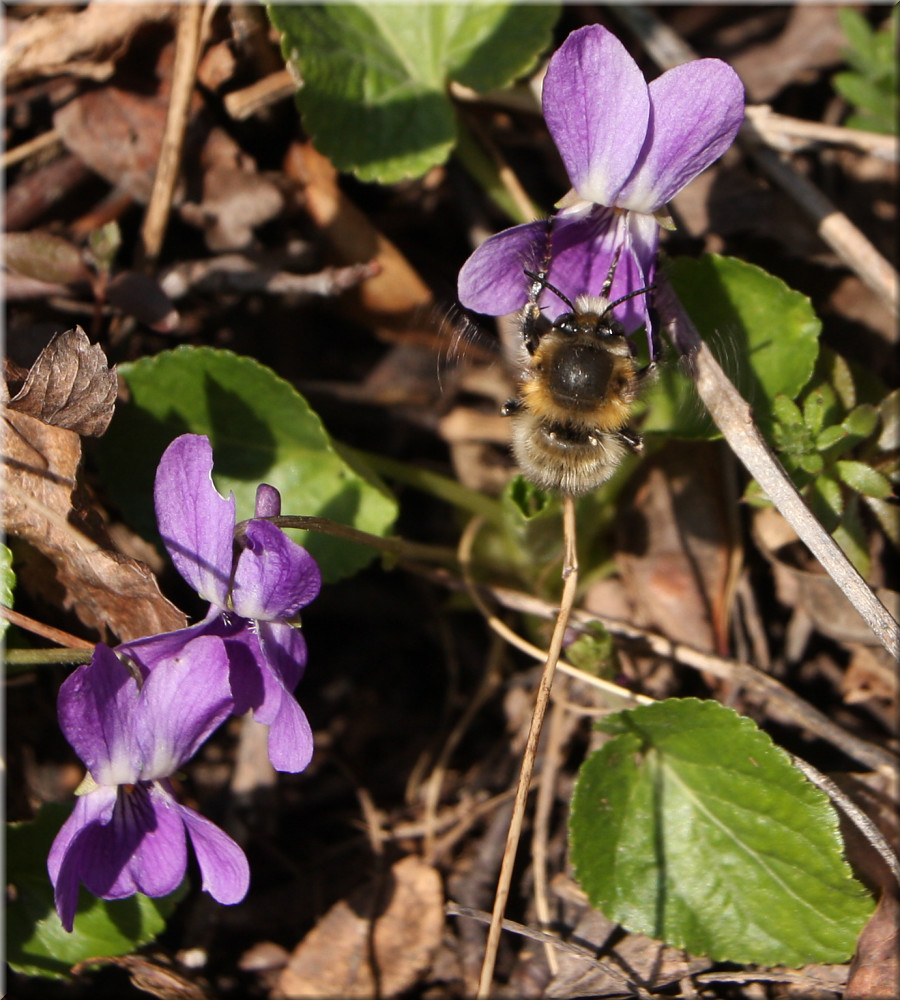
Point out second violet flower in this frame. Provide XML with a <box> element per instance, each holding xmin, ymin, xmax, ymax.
<box><xmin>458</xmin><ymin>24</ymin><xmax>745</xmax><ymax>341</ymax></box>
<box><xmin>121</xmin><ymin>434</ymin><xmax>322</xmax><ymax>773</ymax></box>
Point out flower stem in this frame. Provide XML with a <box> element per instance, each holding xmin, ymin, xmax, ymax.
<box><xmin>266</xmin><ymin>515</ymin><xmax>459</xmax><ymax>566</ymax></box>
<box><xmin>477</xmin><ymin>494</ymin><xmax>579</xmax><ymax>997</ymax></box>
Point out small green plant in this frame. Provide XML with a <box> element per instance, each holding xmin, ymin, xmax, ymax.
<box><xmin>832</xmin><ymin>7</ymin><xmax>898</xmax><ymax>135</ymax></box>
<box><xmin>745</xmin><ymin>350</ymin><xmax>898</xmax><ymax>576</ymax></box>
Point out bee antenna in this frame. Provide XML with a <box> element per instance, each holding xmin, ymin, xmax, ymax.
<box><xmin>601</xmin><ymin>283</ymin><xmax>655</xmax><ymax>319</ymax></box>
<box><xmin>523</xmin><ymin>268</ymin><xmax>576</xmax><ymax>313</ymax></box>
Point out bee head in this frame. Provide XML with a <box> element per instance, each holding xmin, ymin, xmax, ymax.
<box><xmin>553</xmin><ymin>309</ymin><xmax>626</xmax><ymax>340</ymax></box>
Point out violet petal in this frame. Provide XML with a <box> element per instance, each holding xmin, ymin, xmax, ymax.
<box><xmin>255</xmin><ymin>484</ymin><xmax>281</xmax><ymax>518</ymax></box>
<box><xmin>543</xmin><ymin>25</ymin><xmax>650</xmax><ymax>206</ymax></box>
<box><xmin>457</xmin><ymin>220</ymin><xmax>552</xmax><ymax>316</ymax></box>
<box><xmin>257</xmin><ymin>620</ymin><xmax>307</xmax><ymax>694</ymax></box>
<box><xmin>231</xmin><ymin>520</ymin><xmax>321</xmax><ymax>621</ymax></box>
<box><xmin>178</xmin><ymin>801</ymin><xmax>250</xmax><ymax>904</ymax></box>
<box><xmin>616</xmin><ymin>59</ymin><xmax>745</xmax><ymax>213</ymax></box>
<box><xmin>48</xmin><ymin>786</ymin><xmax>117</xmax><ymax>930</ymax></box>
<box><xmin>266</xmin><ymin>691</ymin><xmax>314</xmax><ymax>774</ymax></box>
<box><xmin>120</xmin><ymin>783</ymin><xmax>188</xmax><ymax>899</ymax></box>
<box><xmin>134</xmin><ymin>635</ymin><xmax>233</xmax><ymax>779</ymax></box>
<box><xmin>154</xmin><ymin>435</ymin><xmax>235</xmax><ymax>608</ymax></box>
<box><xmin>57</xmin><ymin>644</ymin><xmax>141</xmax><ymax>787</ymax></box>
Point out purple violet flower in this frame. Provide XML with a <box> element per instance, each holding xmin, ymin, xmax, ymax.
<box><xmin>458</xmin><ymin>24</ymin><xmax>744</xmax><ymax>339</ymax></box>
<box><xmin>121</xmin><ymin>434</ymin><xmax>322</xmax><ymax>773</ymax></box>
<box><xmin>48</xmin><ymin>640</ymin><xmax>249</xmax><ymax>931</ymax></box>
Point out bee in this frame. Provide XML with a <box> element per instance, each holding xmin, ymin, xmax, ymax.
<box><xmin>501</xmin><ymin>238</ymin><xmax>657</xmax><ymax>496</ymax></box>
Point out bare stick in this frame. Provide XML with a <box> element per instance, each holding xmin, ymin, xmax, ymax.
<box><xmin>655</xmin><ymin>276</ymin><xmax>899</xmax><ymax>661</ymax></box>
<box><xmin>790</xmin><ymin>754</ymin><xmax>900</xmax><ymax>888</ymax></box>
<box><xmin>477</xmin><ymin>495</ymin><xmax>579</xmax><ymax>997</ymax></box>
<box><xmin>0</xmin><ymin>606</ymin><xmax>94</xmax><ymax>651</ymax></box>
<box><xmin>223</xmin><ymin>68</ymin><xmax>296</xmax><ymax>120</ymax></box>
<box><xmin>139</xmin><ymin>3</ymin><xmax>204</xmax><ymax>266</ymax></box>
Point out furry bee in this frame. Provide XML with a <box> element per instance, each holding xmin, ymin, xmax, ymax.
<box><xmin>501</xmin><ymin>244</ymin><xmax>657</xmax><ymax>496</ymax></box>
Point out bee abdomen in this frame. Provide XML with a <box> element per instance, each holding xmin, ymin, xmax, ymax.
<box><xmin>509</xmin><ymin>413</ymin><xmax>631</xmax><ymax>496</ymax></box>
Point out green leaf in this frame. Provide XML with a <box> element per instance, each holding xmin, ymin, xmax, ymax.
<box><xmin>878</xmin><ymin>389</ymin><xmax>900</xmax><ymax>450</ymax></box>
<box><xmin>797</xmin><ymin>451</ymin><xmax>824</xmax><ymax>476</ymax></box>
<box><xmin>803</xmin><ymin>388</ymin><xmax>828</xmax><ymax>435</ymax></box>
<box><xmin>647</xmin><ymin>256</ymin><xmax>820</xmax><ymax>439</ymax></box>
<box><xmin>269</xmin><ymin>3</ymin><xmax>559</xmax><ymax>183</ymax></box>
<box><xmin>807</xmin><ymin>474</ymin><xmax>843</xmax><ymax>530</ymax></box>
<box><xmin>7</xmin><ymin>803</ymin><xmax>183</xmax><ymax>978</ymax></box>
<box><xmin>565</xmin><ymin>622</ymin><xmax>617</xmax><ymax>677</ymax></box>
<box><xmin>0</xmin><ymin>544</ymin><xmax>14</xmax><ymax>639</ymax></box>
<box><xmin>818</xmin><ymin>347</ymin><xmax>855</xmax><ymax>414</ymax></box>
<box><xmin>838</xmin><ymin>8</ymin><xmax>876</xmax><ymax>67</ymax></box>
<box><xmin>833</xmin><ymin>72</ymin><xmax>895</xmax><ymax>119</ymax></box>
<box><xmin>815</xmin><ymin>424</ymin><xmax>847</xmax><ymax>452</ymax></box>
<box><xmin>842</xmin><ymin>403</ymin><xmax>879</xmax><ymax>441</ymax></box>
<box><xmin>863</xmin><ymin>495</ymin><xmax>900</xmax><ymax>548</ymax></box>
<box><xmin>569</xmin><ymin>698</ymin><xmax>873</xmax><ymax>965</ymax></box>
<box><xmin>835</xmin><ymin>460</ymin><xmax>894</xmax><ymax>499</ymax></box>
<box><xmin>832</xmin><ymin>502</ymin><xmax>871</xmax><ymax>577</ymax></box>
<box><xmin>773</xmin><ymin>394</ymin><xmax>804</xmax><ymax>429</ymax></box>
<box><xmin>99</xmin><ymin>347</ymin><xmax>397</xmax><ymax>583</ymax></box>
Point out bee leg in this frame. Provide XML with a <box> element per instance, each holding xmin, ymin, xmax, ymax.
<box><xmin>647</xmin><ymin>305</ymin><xmax>662</xmax><ymax>362</ymax></box>
<box><xmin>501</xmin><ymin>397</ymin><xmax>524</xmax><ymax>416</ymax></box>
<box><xmin>637</xmin><ymin>360</ymin><xmax>658</xmax><ymax>385</ymax></box>
<box><xmin>521</xmin><ymin>216</ymin><xmax>555</xmax><ymax>356</ymax></box>
<box><xmin>617</xmin><ymin>427</ymin><xmax>645</xmax><ymax>453</ymax></box>
<box><xmin>521</xmin><ymin>301</ymin><xmax>542</xmax><ymax>356</ymax></box>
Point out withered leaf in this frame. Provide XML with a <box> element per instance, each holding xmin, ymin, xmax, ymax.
<box><xmin>4</xmin><ymin>231</ymin><xmax>92</xmax><ymax>286</ymax></box>
<box><xmin>9</xmin><ymin>326</ymin><xmax>117</xmax><ymax>437</ymax></box>
<box><xmin>2</xmin><ymin>408</ymin><xmax>186</xmax><ymax>642</ymax></box>
<box><xmin>846</xmin><ymin>892</ymin><xmax>900</xmax><ymax>1000</ymax></box>
<box><xmin>279</xmin><ymin>855</ymin><xmax>443</xmax><ymax>999</ymax></box>
<box><xmin>54</xmin><ymin>87</ymin><xmax>171</xmax><ymax>204</ymax></box>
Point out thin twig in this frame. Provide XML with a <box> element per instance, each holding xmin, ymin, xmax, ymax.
<box><xmin>448</xmin><ymin>902</ymin><xmax>654</xmax><ymax>999</ymax></box>
<box><xmin>790</xmin><ymin>754</ymin><xmax>900</xmax><ymax>888</ymax></box>
<box><xmin>531</xmin><ymin>676</ymin><xmax>570</xmax><ymax>975</ymax></box>
<box><xmin>743</xmin><ymin>139</ymin><xmax>898</xmax><ymax>319</ymax></box>
<box><xmin>267</xmin><ymin>515</ymin><xmax>458</xmax><ymax>566</ymax></box>
<box><xmin>138</xmin><ymin>3</ymin><xmax>205</xmax><ymax>266</ymax></box>
<box><xmin>477</xmin><ymin>495</ymin><xmax>579</xmax><ymax>997</ymax></box>
<box><xmin>412</xmin><ymin>563</ymin><xmax>895</xmax><ymax>773</ymax></box>
<box><xmin>1</xmin><ymin>128</ymin><xmax>62</xmax><ymax>168</ymax></box>
<box><xmin>223</xmin><ymin>68</ymin><xmax>296</xmax><ymax>120</ymax></box>
<box><xmin>656</xmin><ymin>275</ymin><xmax>900</xmax><ymax>662</ymax></box>
<box><xmin>0</xmin><ymin>607</ymin><xmax>95</xmax><ymax>651</ymax></box>
<box><xmin>743</xmin><ymin>105</ymin><xmax>898</xmax><ymax>162</ymax></box>
<box><xmin>454</xmin><ymin>517</ymin><xmax>652</xmax><ymax>707</ymax></box>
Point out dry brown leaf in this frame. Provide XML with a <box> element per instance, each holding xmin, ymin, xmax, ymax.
<box><xmin>611</xmin><ymin>444</ymin><xmax>739</xmax><ymax>655</ymax></box>
<box><xmin>846</xmin><ymin>892</ymin><xmax>900</xmax><ymax>1000</ymax></box>
<box><xmin>4</xmin><ymin>230</ymin><xmax>92</xmax><ymax>286</ymax></box>
<box><xmin>54</xmin><ymin>87</ymin><xmax>176</xmax><ymax>203</ymax></box>
<box><xmin>279</xmin><ymin>855</ymin><xmax>443</xmax><ymax>999</ymax></box>
<box><xmin>2</xmin><ymin>4</ymin><xmax>175</xmax><ymax>88</ymax></box>
<box><xmin>8</xmin><ymin>326</ymin><xmax>117</xmax><ymax>436</ymax></box>
<box><xmin>2</xmin><ymin>408</ymin><xmax>186</xmax><ymax>641</ymax></box>
<box><xmin>546</xmin><ymin>905</ymin><xmax>711</xmax><ymax>998</ymax></box>
<box><xmin>71</xmin><ymin>953</ymin><xmax>207</xmax><ymax>1000</ymax></box>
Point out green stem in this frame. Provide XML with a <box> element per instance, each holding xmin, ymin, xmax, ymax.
<box><xmin>5</xmin><ymin>647</ymin><xmax>94</xmax><ymax>669</ymax></box>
